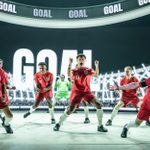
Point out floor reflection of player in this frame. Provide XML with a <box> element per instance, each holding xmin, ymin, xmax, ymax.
<box><xmin>23</xmin><ymin>62</ymin><xmax>56</xmax><ymax>124</ymax></box>
<box><xmin>53</xmin><ymin>54</ymin><xmax>108</xmax><ymax>132</ymax></box>
<box><xmin>109</xmin><ymin>77</ymin><xmax>150</xmax><ymax>138</ymax></box>
<box><xmin>0</xmin><ymin>59</ymin><xmax>13</xmax><ymax>133</ymax></box>
<box><xmin>106</xmin><ymin>66</ymin><xmax>150</xmax><ymax>126</ymax></box>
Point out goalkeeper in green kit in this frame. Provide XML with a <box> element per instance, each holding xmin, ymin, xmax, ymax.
<box><xmin>54</xmin><ymin>74</ymin><xmax>71</xmax><ymax>105</ymax></box>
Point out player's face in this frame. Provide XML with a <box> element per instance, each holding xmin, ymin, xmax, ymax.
<box><xmin>77</xmin><ymin>56</ymin><xmax>86</xmax><ymax>67</ymax></box>
<box><xmin>0</xmin><ymin>61</ymin><xmax>3</xmax><ymax>68</ymax></box>
<box><xmin>39</xmin><ymin>65</ymin><xmax>47</xmax><ymax>73</ymax></box>
<box><xmin>124</xmin><ymin>68</ymin><xmax>132</xmax><ymax>76</ymax></box>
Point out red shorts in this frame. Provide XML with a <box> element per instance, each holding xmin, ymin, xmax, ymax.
<box><xmin>137</xmin><ymin>108</ymin><xmax>150</xmax><ymax>121</ymax></box>
<box><xmin>0</xmin><ymin>95</ymin><xmax>9</xmax><ymax>109</ymax></box>
<box><xmin>36</xmin><ymin>90</ymin><xmax>53</xmax><ymax>101</ymax></box>
<box><xmin>70</xmin><ymin>91</ymin><xmax>95</xmax><ymax>107</ymax></box>
<box><xmin>137</xmin><ymin>98</ymin><xmax>150</xmax><ymax>120</ymax></box>
<box><xmin>121</xmin><ymin>96</ymin><xmax>139</xmax><ymax>107</ymax></box>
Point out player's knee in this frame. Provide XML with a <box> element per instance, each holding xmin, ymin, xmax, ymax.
<box><xmin>10</xmin><ymin>114</ymin><xmax>13</xmax><ymax>120</ymax></box>
<box><xmin>66</xmin><ymin>109</ymin><xmax>72</xmax><ymax>115</ymax></box>
<box><xmin>48</xmin><ymin>102</ymin><xmax>53</xmax><ymax>108</ymax></box>
<box><xmin>33</xmin><ymin>104</ymin><xmax>38</xmax><ymax>108</ymax></box>
<box><xmin>95</xmin><ymin>102</ymin><xmax>102</xmax><ymax>109</ymax></box>
<box><xmin>115</xmin><ymin>103</ymin><xmax>123</xmax><ymax>110</ymax></box>
<box><xmin>135</xmin><ymin>120</ymin><xmax>141</xmax><ymax>126</ymax></box>
<box><xmin>6</xmin><ymin>113</ymin><xmax>13</xmax><ymax>119</ymax></box>
<box><xmin>95</xmin><ymin>100</ymin><xmax>102</xmax><ymax>109</ymax></box>
<box><xmin>67</xmin><ymin>106</ymin><xmax>75</xmax><ymax>114</ymax></box>
<box><xmin>82</xmin><ymin>101</ymin><xmax>87</xmax><ymax>106</ymax></box>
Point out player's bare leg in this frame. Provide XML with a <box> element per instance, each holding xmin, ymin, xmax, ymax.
<box><xmin>53</xmin><ymin>104</ymin><xmax>76</xmax><ymax>131</ymax></box>
<box><xmin>106</xmin><ymin>100</ymin><xmax>124</xmax><ymax>126</ymax></box>
<box><xmin>91</xmin><ymin>98</ymin><xmax>108</xmax><ymax>132</ymax></box>
<box><xmin>82</xmin><ymin>101</ymin><xmax>90</xmax><ymax>124</ymax></box>
<box><xmin>1</xmin><ymin>106</ymin><xmax>13</xmax><ymax>134</ymax></box>
<box><xmin>121</xmin><ymin>118</ymin><xmax>143</xmax><ymax>138</ymax></box>
<box><xmin>47</xmin><ymin>98</ymin><xmax>55</xmax><ymax>124</ymax></box>
<box><xmin>23</xmin><ymin>99</ymin><xmax>41</xmax><ymax>118</ymax></box>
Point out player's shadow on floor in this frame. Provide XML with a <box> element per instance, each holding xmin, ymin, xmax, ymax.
<box><xmin>14</xmin><ymin>122</ymin><xmax>51</xmax><ymax>130</ymax></box>
<box><xmin>58</xmin><ymin>125</ymin><xmax>108</xmax><ymax>135</ymax></box>
<box><xmin>67</xmin><ymin>120</ymin><xmax>96</xmax><ymax>125</ymax></box>
<box><xmin>59</xmin><ymin>130</ymin><xmax>108</xmax><ymax>135</ymax></box>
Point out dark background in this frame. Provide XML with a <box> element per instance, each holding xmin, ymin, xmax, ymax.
<box><xmin>8</xmin><ymin>0</ymin><xmax>119</xmax><ymax>7</ymax></box>
<box><xmin>0</xmin><ymin>0</ymin><xmax>150</xmax><ymax>74</ymax></box>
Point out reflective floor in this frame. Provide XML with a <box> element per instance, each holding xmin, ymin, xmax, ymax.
<box><xmin>0</xmin><ymin>110</ymin><xmax>150</xmax><ymax>150</ymax></box>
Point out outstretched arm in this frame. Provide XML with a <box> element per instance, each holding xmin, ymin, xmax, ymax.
<box><xmin>109</xmin><ymin>82</ymin><xmax>140</xmax><ymax>91</ymax></box>
<box><xmin>119</xmin><ymin>82</ymin><xmax>140</xmax><ymax>90</ymax></box>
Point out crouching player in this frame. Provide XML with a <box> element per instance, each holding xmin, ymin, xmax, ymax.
<box><xmin>109</xmin><ymin>77</ymin><xmax>150</xmax><ymax>138</ymax></box>
<box><xmin>0</xmin><ymin>67</ymin><xmax>13</xmax><ymax>133</ymax></box>
<box><xmin>23</xmin><ymin>62</ymin><xmax>55</xmax><ymax>124</ymax></box>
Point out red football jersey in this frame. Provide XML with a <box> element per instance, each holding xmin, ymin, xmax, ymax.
<box><xmin>0</xmin><ymin>68</ymin><xmax>7</xmax><ymax>97</ymax></box>
<box><xmin>0</xmin><ymin>68</ymin><xmax>6</xmax><ymax>85</ymax></box>
<box><xmin>4</xmin><ymin>72</ymin><xmax>8</xmax><ymax>84</ymax></box>
<box><xmin>120</xmin><ymin>76</ymin><xmax>139</xmax><ymax>97</ymax></box>
<box><xmin>71</xmin><ymin>67</ymin><xmax>93</xmax><ymax>93</ymax></box>
<box><xmin>34</xmin><ymin>71</ymin><xmax>53</xmax><ymax>93</ymax></box>
<box><xmin>140</xmin><ymin>77</ymin><xmax>150</xmax><ymax>110</ymax></box>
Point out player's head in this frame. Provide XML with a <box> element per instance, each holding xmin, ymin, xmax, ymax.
<box><xmin>76</xmin><ymin>54</ymin><xmax>86</xmax><ymax>67</ymax></box>
<box><xmin>60</xmin><ymin>74</ymin><xmax>65</xmax><ymax>81</ymax></box>
<box><xmin>0</xmin><ymin>59</ymin><xmax>3</xmax><ymax>68</ymax></box>
<box><xmin>38</xmin><ymin>62</ymin><xmax>47</xmax><ymax>73</ymax></box>
<box><xmin>124</xmin><ymin>66</ymin><xmax>132</xmax><ymax>76</ymax></box>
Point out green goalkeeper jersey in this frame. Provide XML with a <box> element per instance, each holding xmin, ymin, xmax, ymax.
<box><xmin>55</xmin><ymin>79</ymin><xmax>71</xmax><ymax>92</ymax></box>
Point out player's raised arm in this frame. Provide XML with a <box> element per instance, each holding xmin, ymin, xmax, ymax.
<box><xmin>92</xmin><ymin>60</ymin><xmax>99</xmax><ymax>77</ymax></box>
<box><xmin>67</xmin><ymin>58</ymin><xmax>73</xmax><ymax>78</ymax></box>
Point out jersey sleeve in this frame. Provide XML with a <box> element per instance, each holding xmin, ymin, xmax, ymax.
<box><xmin>140</xmin><ymin>77</ymin><xmax>150</xmax><ymax>87</ymax></box>
<box><xmin>134</xmin><ymin>77</ymin><xmax>139</xmax><ymax>82</ymax></box>
<box><xmin>120</xmin><ymin>79</ymin><xmax>123</xmax><ymax>86</ymax></box>
<box><xmin>0</xmin><ymin>69</ymin><xmax>7</xmax><ymax>84</ymax></box>
<box><xmin>49</xmin><ymin>73</ymin><xmax>54</xmax><ymax>84</ymax></box>
<box><xmin>4</xmin><ymin>73</ymin><xmax>9</xmax><ymax>84</ymax></box>
<box><xmin>88</xmin><ymin>68</ymin><xmax>94</xmax><ymax>75</ymax></box>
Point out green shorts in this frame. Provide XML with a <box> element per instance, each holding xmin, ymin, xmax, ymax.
<box><xmin>55</xmin><ymin>91</ymin><xmax>70</xmax><ymax>100</ymax></box>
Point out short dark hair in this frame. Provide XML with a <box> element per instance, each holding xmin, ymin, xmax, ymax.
<box><xmin>38</xmin><ymin>62</ymin><xmax>47</xmax><ymax>67</ymax></box>
<box><xmin>60</xmin><ymin>74</ymin><xmax>65</xmax><ymax>78</ymax></box>
<box><xmin>76</xmin><ymin>53</ymin><xmax>86</xmax><ymax>59</ymax></box>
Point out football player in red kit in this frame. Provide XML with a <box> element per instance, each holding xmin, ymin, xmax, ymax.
<box><xmin>105</xmin><ymin>66</ymin><xmax>146</xmax><ymax>126</ymax></box>
<box><xmin>110</xmin><ymin>77</ymin><xmax>150</xmax><ymax>138</ymax></box>
<box><xmin>0</xmin><ymin>62</ymin><xmax>13</xmax><ymax>134</ymax></box>
<box><xmin>23</xmin><ymin>62</ymin><xmax>55</xmax><ymax>124</ymax></box>
<box><xmin>53</xmin><ymin>54</ymin><xmax>108</xmax><ymax>132</ymax></box>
